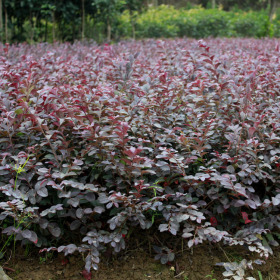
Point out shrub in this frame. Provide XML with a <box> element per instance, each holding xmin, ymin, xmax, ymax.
<box><xmin>0</xmin><ymin>39</ymin><xmax>280</xmax><ymax>277</ymax></box>
<box><xmin>229</xmin><ymin>11</ymin><xmax>271</xmax><ymax>37</ymax></box>
<box><xmin>272</xmin><ymin>20</ymin><xmax>280</xmax><ymax>37</ymax></box>
<box><xmin>119</xmin><ymin>6</ymin><xmax>272</xmax><ymax>39</ymax></box>
<box><xmin>184</xmin><ymin>9</ymin><xmax>231</xmax><ymax>38</ymax></box>
<box><xmin>135</xmin><ymin>5</ymin><xmax>180</xmax><ymax>38</ymax></box>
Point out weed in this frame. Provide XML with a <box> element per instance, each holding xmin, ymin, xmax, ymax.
<box><xmin>39</xmin><ymin>257</ymin><xmax>46</xmax><ymax>264</ymax></box>
<box><xmin>39</xmin><ymin>252</ymin><xmax>54</xmax><ymax>264</ymax></box>
<box><xmin>0</xmin><ymin>156</ymin><xmax>35</xmax><ymax>259</ymax></box>
<box><xmin>148</xmin><ymin>182</ymin><xmax>163</xmax><ymax>224</ymax></box>
<box><xmin>0</xmin><ymin>210</ymin><xmax>33</xmax><ymax>259</ymax></box>
<box><xmin>205</xmin><ymin>270</ymin><xmax>217</xmax><ymax>280</ymax></box>
<box><xmin>13</xmin><ymin>156</ymin><xmax>30</xmax><ymax>190</ymax></box>
<box><xmin>24</xmin><ymin>244</ymin><xmax>30</xmax><ymax>257</ymax></box>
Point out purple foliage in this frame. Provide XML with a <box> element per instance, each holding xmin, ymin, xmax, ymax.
<box><xmin>0</xmin><ymin>39</ymin><xmax>280</xmax><ymax>272</ymax></box>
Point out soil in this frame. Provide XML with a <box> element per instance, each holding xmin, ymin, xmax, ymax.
<box><xmin>2</xmin><ymin>243</ymin><xmax>280</xmax><ymax>280</ymax></box>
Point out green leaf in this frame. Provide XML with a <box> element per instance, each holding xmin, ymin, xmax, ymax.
<box><xmin>266</xmin><ymin>233</ymin><xmax>274</xmax><ymax>242</ymax></box>
<box><xmin>15</xmin><ymin>109</ymin><xmax>23</xmax><ymax>115</ymax></box>
<box><xmin>261</xmin><ymin>236</ymin><xmax>269</xmax><ymax>247</ymax></box>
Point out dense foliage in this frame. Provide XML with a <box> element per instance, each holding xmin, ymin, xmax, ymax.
<box><xmin>119</xmin><ymin>6</ymin><xmax>274</xmax><ymax>39</ymax></box>
<box><xmin>0</xmin><ymin>0</ymin><xmax>279</xmax><ymax>43</ymax></box>
<box><xmin>0</xmin><ymin>39</ymin><xmax>280</xmax><ymax>278</ymax></box>
<box><xmin>0</xmin><ymin>0</ymin><xmax>143</xmax><ymax>43</ymax></box>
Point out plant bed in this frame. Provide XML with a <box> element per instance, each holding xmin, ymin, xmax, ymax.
<box><xmin>0</xmin><ymin>38</ymin><xmax>280</xmax><ymax>279</ymax></box>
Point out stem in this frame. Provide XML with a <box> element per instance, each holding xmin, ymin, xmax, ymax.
<box><xmin>0</xmin><ymin>0</ymin><xmax>3</xmax><ymax>42</ymax></box>
<box><xmin>14</xmin><ymin>172</ymin><xmax>19</xmax><ymax>190</ymax></box>
<box><xmin>4</xmin><ymin>5</ymin><xmax>7</xmax><ymax>43</ymax></box>
<box><xmin>218</xmin><ymin>243</ymin><xmax>232</xmax><ymax>263</ymax></box>
<box><xmin>52</xmin><ymin>10</ymin><xmax>55</xmax><ymax>42</ymax></box>
<box><xmin>0</xmin><ymin>218</ymin><xmax>25</xmax><ymax>255</ymax></box>
<box><xmin>107</xmin><ymin>18</ymin><xmax>111</xmax><ymax>41</ymax></box>
<box><xmin>13</xmin><ymin>156</ymin><xmax>29</xmax><ymax>190</ymax></box>
<box><xmin>81</xmin><ymin>0</ymin><xmax>85</xmax><ymax>41</ymax></box>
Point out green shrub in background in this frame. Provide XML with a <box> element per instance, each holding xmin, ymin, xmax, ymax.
<box><xmin>178</xmin><ymin>9</ymin><xmax>231</xmax><ymax>38</ymax></box>
<box><xmin>136</xmin><ymin>5</ymin><xmax>180</xmax><ymax>38</ymax></box>
<box><xmin>272</xmin><ymin>20</ymin><xmax>280</xmax><ymax>37</ymax></box>
<box><xmin>229</xmin><ymin>11</ymin><xmax>272</xmax><ymax>37</ymax></box>
<box><xmin>271</xmin><ymin>8</ymin><xmax>280</xmax><ymax>38</ymax></box>
<box><xmin>118</xmin><ymin>5</ymin><xmax>274</xmax><ymax>39</ymax></box>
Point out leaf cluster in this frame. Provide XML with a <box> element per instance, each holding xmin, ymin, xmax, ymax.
<box><xmin>0</xmin><ymin>39</ymin><xmax>280</xmax><ymax>274</ymax></box>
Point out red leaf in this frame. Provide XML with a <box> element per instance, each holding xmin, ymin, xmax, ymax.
<box><xmin>210</xmin><ymin>217</ymin><xmax>218</xmax><ymax>227</ymax></box>
<box><xmin>248</xmin><ymin>127</ymin><xmax>256</xmax><ymax>138</ymax></box>
<box><xmin>159</xmin><ymin>73</ymin><xmax>167</xmax><ymax>83</ymax></box>
<box><xmin>61</xmin><ymin>259</ymin><xmax>69</xmax><ymax>265</ymax></box>
<box><xmin>241</xmin><ymin>211</ymin><xmax>248</xmax><ymax>220</ymax></box>
<box><xmin>82</xmin><ymin>270</ymin><xmax>92</xmax><ymax>280</ymax></box>
<box><xmin>241</xmin><ymin>212</ymin><xmax>252</xmax><ymax>224</ymax></box>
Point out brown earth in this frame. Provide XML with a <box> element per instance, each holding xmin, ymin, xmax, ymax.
<box><xmin>1</xmin><ymin>243</ymin><xmax>280</xmax><ymax>280</ymax></box>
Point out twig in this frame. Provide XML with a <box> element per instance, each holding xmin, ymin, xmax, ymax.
<box><xmin>218</xmin><ymin>243</ymin><xmax>232</xmax><ymax>263</ymax></box>
<box><xmin>155</xmin><ymin>272</ymin><xmax>162</xmax><ymax>278</ymax></box>
<box><xmin>3</xmin><ymin>266</ymin><xmax>15</xmax><ymax>272</ymax></box>
<box><xmin>175</xmin><ymin>271</ymin><xmax>185</xmax><ymax>278</ymax></box>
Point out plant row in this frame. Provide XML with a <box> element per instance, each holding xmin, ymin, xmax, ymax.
<box><xmin>0</xmin><ymin>39</ymin><xmax>280</xmax><ymax>278</ymax></box>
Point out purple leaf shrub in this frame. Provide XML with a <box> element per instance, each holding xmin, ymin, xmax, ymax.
<box><xmin>0</xmin><ymin>39</ymin><xmax>280</xmax><ymax>273</ymax></box>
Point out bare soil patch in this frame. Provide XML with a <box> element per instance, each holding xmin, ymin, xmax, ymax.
<box><xmin>2</xmin><ymin>244</ymin><xmax>280</xmax><ymax>280</ymax></box>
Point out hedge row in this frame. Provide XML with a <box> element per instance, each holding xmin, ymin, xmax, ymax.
<box><xmin>1</xmin><ymin>39</ymin><xmax>280</xmax><ymax>277</ymax></box>
<box><xmin>118</xmin><ymin>6</ymin><xmax>276</xmax><ymax>39</ymax></box>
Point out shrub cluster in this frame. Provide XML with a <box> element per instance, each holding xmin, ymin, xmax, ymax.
<box><xmin>0</xmin><ymin>39</ymin><xmax>280</xmax><ymax>277</ymax></box>
<box><xmin>119</xmin><ymin>6</ymin><xmax>274</xmax><ymax>39</ymax></box>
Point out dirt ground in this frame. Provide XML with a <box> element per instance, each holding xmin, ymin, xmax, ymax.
<box><xmin>1</xmin><ymin>243</ymin><xmax>280</xmax><ymax>280</ymax></box>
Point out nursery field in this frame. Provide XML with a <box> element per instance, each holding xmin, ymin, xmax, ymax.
<box><xmin>0</xmin><ymin>39</ymin><xmax>280</xmax><ymax>280</ymax></box>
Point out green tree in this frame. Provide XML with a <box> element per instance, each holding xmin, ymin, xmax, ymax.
<box><xmin>125</xmin><ymin>0</ymin><xmax>142</xmax><ymax>38</ymax></box>
<box><xmin>55</xmin><ymin>0</ymin><xmax>79</xmax><ymax>41</ymax></box>
<box><xmin>269</xmin><ymin>0</ymin><xmax>278</xmax><ymax>21</ymax></box>
<box><xmin>41</xmin><ymin>2</ymin><xmax>56</xmax><ymax>42</ymax></box>
<box><xmin>92</xmin><ymin>0</ymin><xmax>125</xmax><ymax>41</ymax></box>
<box><xmin>3</xmin><ymin>0</ymin><xmax>14</xmax><ymax>42</ymax></box>
<box><xmin>0</xmin><ymin>0</ymin><xmax>2</xmax><ymax>42</ymax></box>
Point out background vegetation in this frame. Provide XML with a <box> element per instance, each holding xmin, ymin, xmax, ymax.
<box><xmin>0</xmin><ymin>0</ymin><xmax>279</xmax><ymax>43</ymax></box>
